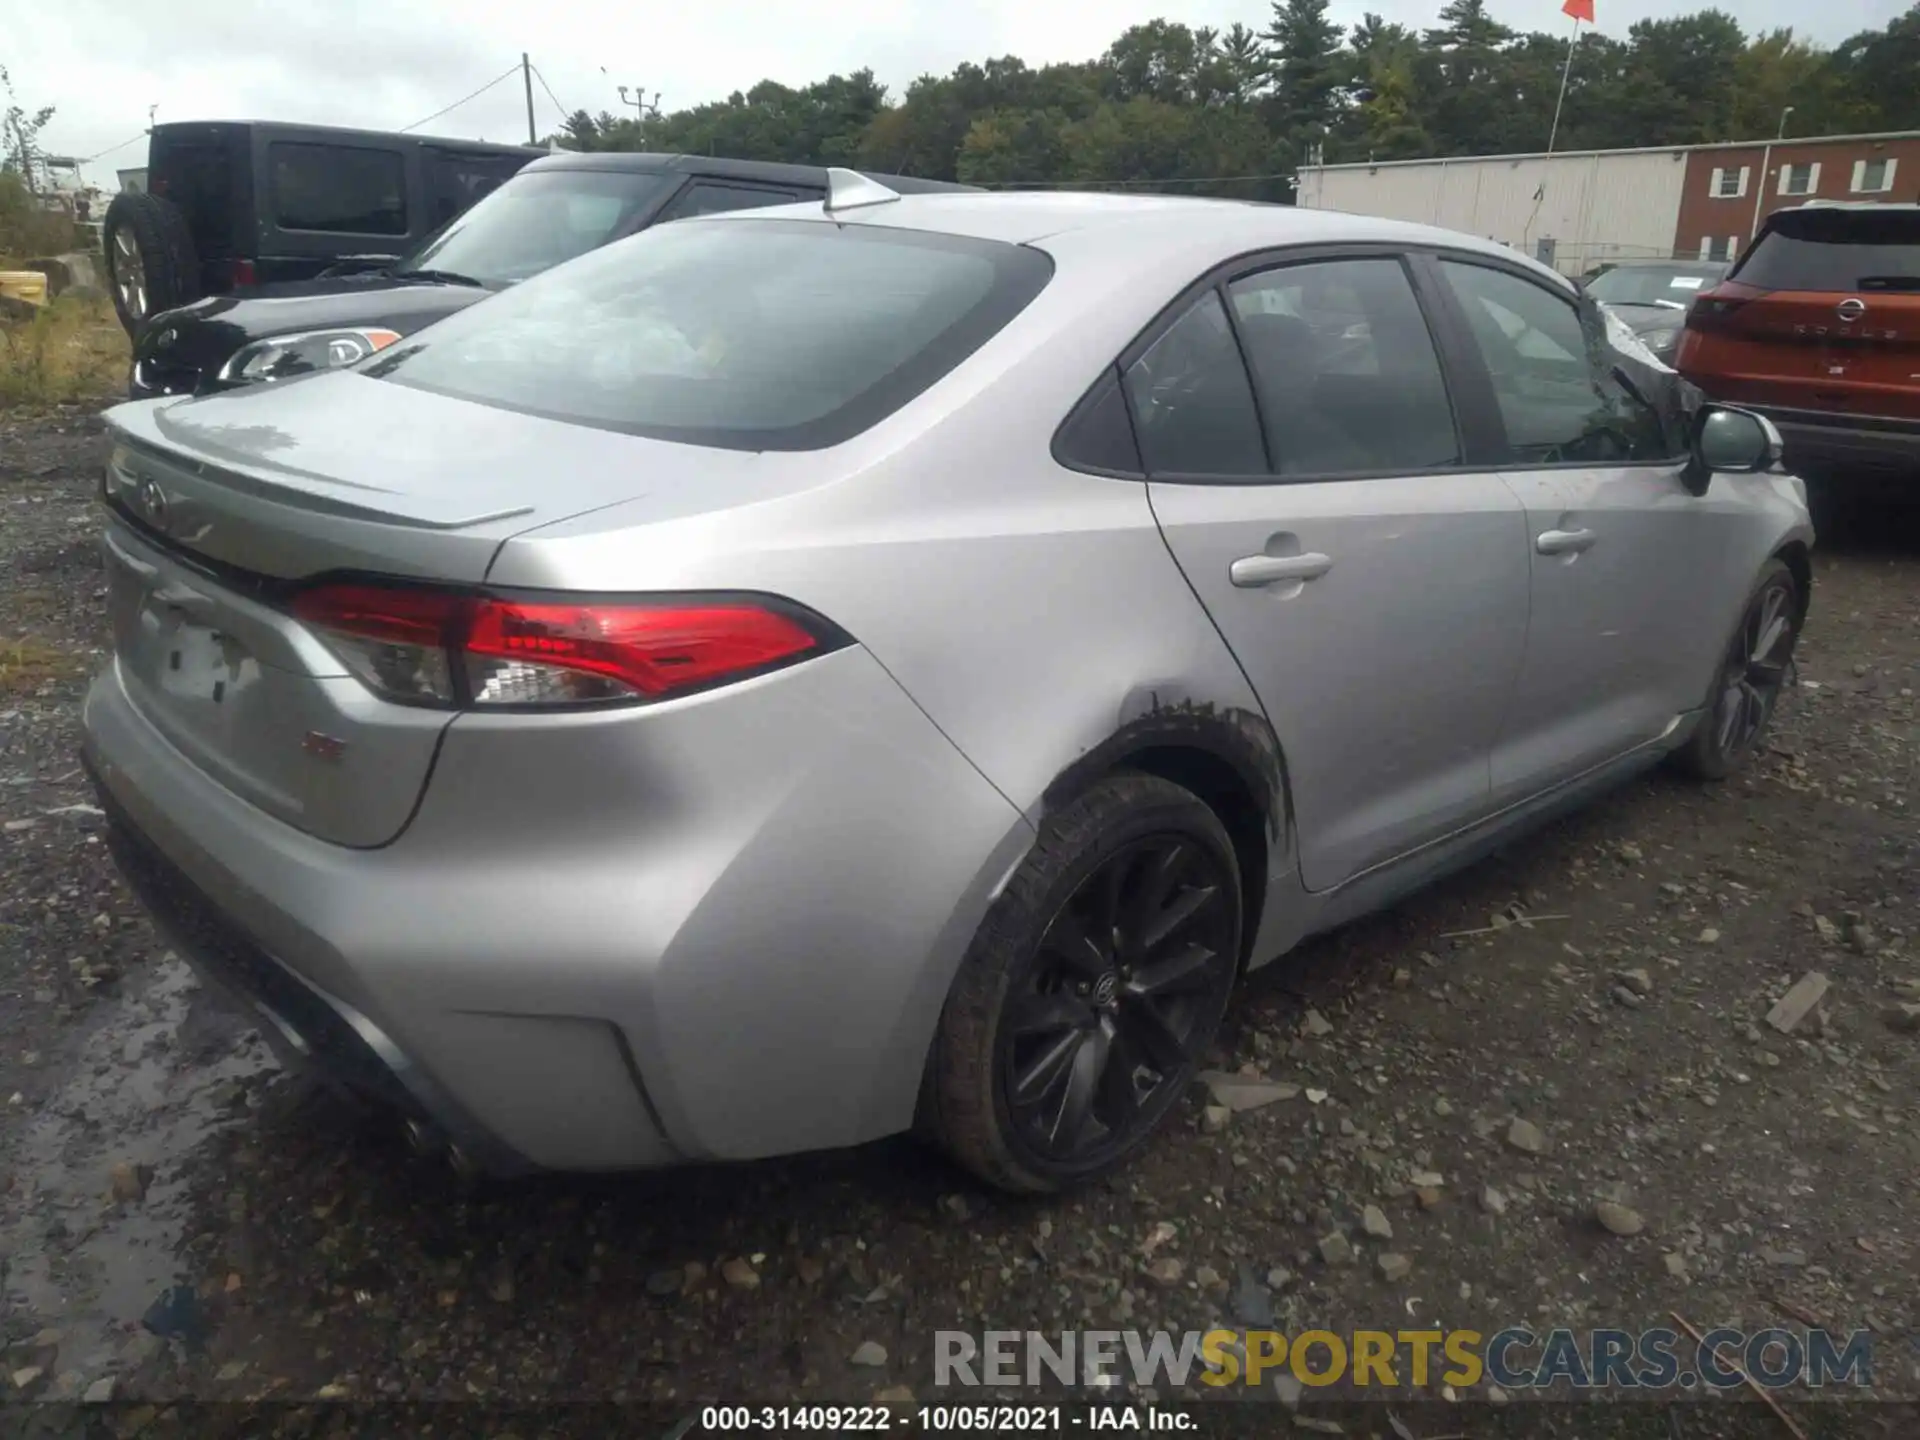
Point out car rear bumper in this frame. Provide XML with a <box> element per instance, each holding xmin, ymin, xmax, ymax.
<box><xmin>83</xmin><ymin>644</ymin><xmax>1032</xmax><ymax>1172</ymax></box>
<box><xmin>1752</xmin><ymin>406</ymin><xmax>1920</xmax><ymax>482</ymax></box>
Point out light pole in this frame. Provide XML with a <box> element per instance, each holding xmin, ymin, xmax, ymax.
<box><xmin>1777</xmin><ymin>106</ymin><xmax>1794</xmax><ymax>139</ymax></box>
<box><xmin>617</xmin><ymin>86</ymin><xmax>661</xmax><ymax>120</ymax></box>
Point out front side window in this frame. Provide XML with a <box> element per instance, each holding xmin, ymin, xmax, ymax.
<box><xmin>368</xmin><ymin>218</ymin><xmax>1051</xmax><ymax>451</ymax></box>
<box><xmin>1229</xmin><ymin>258</ymin><xmax>1457</xmax><ymax>476</ymax></box>
<box><xmin>1123</xmin><ymin>291</ymin><xmax>1266</xmax><ymax>477</ymax></box>
<box><xmin>400</xmin><ymin>170</ymin><xmax>673</xmax><ymax>285</ymax></box>
<box><xmin>1438</xmin><ymin>261</ymin><xmax>1668</xmax><ymax>465</ymax></box>
<box><xmin>271</xmin><ymin>143</ymin><xmax>407</xmax><ymax>235</ymax></box>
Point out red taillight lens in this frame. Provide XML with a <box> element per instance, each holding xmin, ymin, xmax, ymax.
<box><xmin>233</xmin><ymin>258</ymin><xmax>258</xmax><ymax>288</ymax></box>
<box><xmin>465</xmin><ymin>600</ymin><xmax>821</xmax><ymax>704</ymax></box>
<box><xmin>291</xmin><ymin>583</ymin><xmax>834</xmax><ymax>709</ymax></box>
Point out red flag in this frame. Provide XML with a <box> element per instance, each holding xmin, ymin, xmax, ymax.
<box><xmin>1562</xmin><ymin>0</ymin><xmax>1594</xmax><ymax>21</ymax></box>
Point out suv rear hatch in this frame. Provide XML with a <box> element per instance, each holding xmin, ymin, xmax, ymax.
<box><xmin>1677</xmin><ymin>204</ymin><xmax>1920</xmax><ymax>422</ymax></box>
<box><xmin>100</xmin><ymin>374</ymin><xmax>794</xmax><ymax>848</ymax></box>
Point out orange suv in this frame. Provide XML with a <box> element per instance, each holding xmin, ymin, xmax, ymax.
<box><xmin>1677</xmin><ymin>202</ymin><xmax>1919</xmax><ymax>491</ymax></box>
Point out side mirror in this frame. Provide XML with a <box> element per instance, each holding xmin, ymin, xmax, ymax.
<box><xmin>1682</xmin><ymin>405</ymin><xmax>1783</xmax><ymax>494</ymax></box>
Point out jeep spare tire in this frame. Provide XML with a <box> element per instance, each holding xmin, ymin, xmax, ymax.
<box><xmin>103</xmin><ymin>191</ymin><xmax>200</xmax><ymax>336</ymax></box>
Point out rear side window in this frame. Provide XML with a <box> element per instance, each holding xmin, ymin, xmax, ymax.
<box><xmin>367</xmin><ymin>218</ymin><xmax>1052</xmax><ymax>450</ymax></box>
<box><xmin>271</xmin><ymin>143</ymin><xmax>407</xmax><ymax>235</ymax></box>
<box><xmin>1229</xmin><ymin>258</ymin><xmax>1458</xmax><ymax>476</ymax></box>
<box><xmin>1124</xmin><ymin>292</ymin><xmax>1267</xmax><ymax>477</ymax></box>
<box><xmin>1734</xmin><ymin>209</ymin><xmax>1920</xmax><ymax>292</ymax></box>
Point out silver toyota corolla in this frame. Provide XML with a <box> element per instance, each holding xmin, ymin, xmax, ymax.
<box><xmin>84</xmin><ymin>175</ymin><xmax>1812</xmax><ymax>1192</ymax></box>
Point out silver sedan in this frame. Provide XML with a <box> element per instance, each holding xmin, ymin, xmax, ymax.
<box><xmin>84</xmin><ymin>175</ymin><xmax>1812</xmax><ymax>1192</ymax></box>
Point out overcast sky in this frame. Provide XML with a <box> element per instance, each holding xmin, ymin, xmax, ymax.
<box><xmin>22</xmin><ymin>0</ymin><xmax>1911</xmax><ymax>180</ymax></box>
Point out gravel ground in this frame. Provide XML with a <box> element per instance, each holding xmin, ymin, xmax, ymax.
<box><xmin>2</xmin><ymin>405</ymin><xmax>1916</xmax><ymax>1435</ymax></box>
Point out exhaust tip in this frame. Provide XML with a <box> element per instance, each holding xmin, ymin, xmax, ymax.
<box><xmin>403</xmin><ymin>1118</ymin><xmax>442</xmax><ymax>1155</ymax></box>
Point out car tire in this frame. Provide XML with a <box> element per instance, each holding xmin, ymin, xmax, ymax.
<box><xmin>926</xmin><ymin>773</ymin><xmax>1242</xmax><ymax>1193</ymax></box>
<box><xmin>1671</xmin><ymin>558</ymin><xmax>1800</xmax><ymax>782</ymax></box>
<box><xmin>103</xmin><ymin>192</ymin><xmax>201</xmax><ymax>337</ymax></box>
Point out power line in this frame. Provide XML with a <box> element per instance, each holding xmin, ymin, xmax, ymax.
<box><xmin>81</xmin><ymin>131</ymin><xmax>148</xmax><ymax>163</ymax></box>
<box><xmin>401</xmin><ymin>64</ymin><xmax>521</xmax><ymax>134</ymax></box>
<box><xmin>530</xmin><ymin>65</ymin><xmax>574</xmax><ymax>126</ymax></box>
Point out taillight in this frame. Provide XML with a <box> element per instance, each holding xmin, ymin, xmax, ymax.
<box><xmin>233</xmin><ymin>259</ymin><xmax>258</xmax><ymax>289</ymax></box>
<box><xmin>1686</xmin><ymin>281</ymin><xmax>1763</xmax><ymax>333</ymax></box>
<box><xmin>291</xmin><ymin>583</ymin><xmax>839</xmax><ymax>709</ymax></box>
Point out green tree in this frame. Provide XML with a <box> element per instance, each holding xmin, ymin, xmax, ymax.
<box><xmin>1830</xmin><ymin>3</ymin><xmax>1920</xmax><ymax>133</ymax></box>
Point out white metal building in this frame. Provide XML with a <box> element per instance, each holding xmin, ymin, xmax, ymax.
<box><xmin>1296</xmin><ymin>145</ymin><xmax>1691</xmax><ymax>275</ymax></box>
<box><xmin>1297</xmin><ymin>131</ymin><xmax>1920</xmax><ymax>276</ymax></box>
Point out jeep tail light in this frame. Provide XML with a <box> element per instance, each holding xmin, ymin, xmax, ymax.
<box><xmin>232</xmin><ymin>258</ymin><xmax>258</xmax><ymax>289</ymax></box>
<box><xmin>292</xmin><ymin>584</ymin><xmax>840</xmax><ymax>709</ymax></box>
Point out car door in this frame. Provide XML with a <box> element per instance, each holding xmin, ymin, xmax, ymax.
<box><xmin>1142</xmin><ymin>252</ymin><xmax>1531</xmax><ymax>893</ymax></box>
<box><xmin>1425</xmin><ymin>256</ymin><xmax>1725</xmax><ymax>805</ymax></box>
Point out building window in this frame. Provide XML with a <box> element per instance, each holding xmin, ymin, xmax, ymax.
<box><xmin>1778</xmin><ymin>162</ymin><xmax>1820</xmax><ymax>197</ymax></box>
<box><xmin>1709</xmin><ymin>166</ymin><xmax>1750</xmax><ymax>199</ymax></box>
<box><xmin>1850</xmin><ymin>157</ymin><xmax>1898</xmax><ymax>194</ymax></box>
<box><xmin>1699</xmin><ymin>235</ymin><xmax>1739</xmax><ymax>262</ymax></box>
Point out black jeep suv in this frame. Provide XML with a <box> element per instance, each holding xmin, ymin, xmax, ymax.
<box><xmin>126</xmin><ymin>151</ymin><xmax>973</xmax><ymax>400</ymax></box>
<box><xmin>104</xmin><ymin>121</ymin><xmax>539</xmax><ymax>336</ymax></box>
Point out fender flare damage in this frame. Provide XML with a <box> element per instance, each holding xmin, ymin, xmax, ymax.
<box><xmin>1036</xmin><ymin>694</ymin><xmax>1294</xmax><ymax>960</ymax></box>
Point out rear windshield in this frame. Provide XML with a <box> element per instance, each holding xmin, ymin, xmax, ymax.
<box><xmin>399</xmin><ymin>169</ymin><xmax>674</xmax><ymax>285</ymax></box>
<box><xmin>1585</xmin><ymin>265</ymin><xmax>1723</xmax><ymax>308</ymax></box>
<box><xmin>367</xmin><ymin>218</ymin><xmax>1053</xmax><ymax>450</ymax></box>
<box><xmin>1733</xmin><ymin>209</ymin><xmax>1920</xmax><ymax>293</ymax></box>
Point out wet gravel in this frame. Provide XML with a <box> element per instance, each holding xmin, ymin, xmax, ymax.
<box><xmin>2</xmin><ymin>407</ymin><xmax>1917</xmax><ymax>1433</ymax></box>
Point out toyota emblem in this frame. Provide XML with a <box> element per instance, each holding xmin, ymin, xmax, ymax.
<box><xmin>137</xmin><ymin>477</ymin><xmax>171</xmax><ymax>533</ymax></box>
<box><xmin>1836</xmin><ymin>297</ymin><xmax>1867</xmax><ymax>322</ymax></box>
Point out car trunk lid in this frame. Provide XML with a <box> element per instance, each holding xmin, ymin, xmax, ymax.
<box><xmin>100</xmin><ymin>374</ymin><xmax>806</xmax><ymax>847</ymax></box>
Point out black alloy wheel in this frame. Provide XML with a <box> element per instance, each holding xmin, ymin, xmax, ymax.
<box><xmin>928</xmin><ymin>773</ymin><xmax>1243</xmax><ymax>1192</ymax></box>
<box><xmin>999</xmin><ymin>835</ymin><xmax>1235</xmax><ymax>1165</ymax></box>
<box><xmin>1675</xmin><ymin>558</ymin><xmax>1800</xmax><ymax>780</ymax></box>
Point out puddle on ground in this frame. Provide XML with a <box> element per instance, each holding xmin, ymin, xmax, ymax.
<box><xmin>0</xmin><ymin>955</ymin><xmax>276</xmax><ymax>1375</ymax></box>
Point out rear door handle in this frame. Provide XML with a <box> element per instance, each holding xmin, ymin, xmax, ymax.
<box><xmin>1229</xmin><ymin>552</ymin><xmax>1334</xmax><ymax>588</ymax></box>
<box><xmin>1535</xmin><ymin>527</ymin><xmax>1596</xmax><ymax>556</ymax></box>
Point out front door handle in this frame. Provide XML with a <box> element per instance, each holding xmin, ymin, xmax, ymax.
<box><xmin>1535</xmin><ymin>527</ymin><xmax>1596</xmax><ymax>556</ymax></box>
<box><xmin>1229</xmin><ymin>552</ymin><xmax>1334</xmax><ymax>588</ymax></box>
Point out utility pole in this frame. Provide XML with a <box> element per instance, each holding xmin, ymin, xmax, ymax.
<box><xmin>522</xmin><ymin>53</ymin><xmax>536</xmax><ymax>145</ymax></box>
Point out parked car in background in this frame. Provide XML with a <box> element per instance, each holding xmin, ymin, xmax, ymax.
<box><xmin>87</xmin><ymin>180</ymin><xmax>1811</xmax><ymax>1193</ymax></box>
<box><xmin>1583</xmin><ymin>258</ymin><xmax>1729</xmax><ymax>361</ymax></box>
<box><xmin>1677</xmin><ymin>202</ymin><xmax>1919</xmax><ymax>494</ymax></box>
<box><xmin>102</xmin><ymin>121</ymin><xmax>540</xmax><ymax>336</ymax></box>
<box><xmin>125</xmin><ymin>152</ymin><xmax>973</xmax><ymax>400</ymax></box>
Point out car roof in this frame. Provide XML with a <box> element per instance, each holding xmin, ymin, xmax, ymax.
<box><xmin>525</xmin><ymin>150</ymin><xmax>973</xmax><ymax>194</ymax></box>
<box><xmin>689</xmin><ymin>190</ymin><xmax>1563</xmax><ymax>282</ymax></box>
<box><xmin>150</xmin><ymin>119</ymin><xmax>539</xmax><ymax>157</ymax></box>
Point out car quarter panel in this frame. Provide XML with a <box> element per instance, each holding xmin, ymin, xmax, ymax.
<box><xmin>483</xmin><ymin>234</ymin><xmax>1278</xmax><ymax>839</ymax></box>
<box><xmin>87</xmin><ymin>640</ymin><xmax>1032</xmax><ymax>1164</ymax></box>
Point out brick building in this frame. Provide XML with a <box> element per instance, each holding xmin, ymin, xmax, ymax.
<box><xmin>1298</xmin><ymin>130</ymin><xmax>1920</xmax><ymax>276</ymax></box>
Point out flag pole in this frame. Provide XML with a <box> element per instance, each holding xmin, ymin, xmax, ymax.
<box><xmin>1547</xmin><ymin>12</ymin><xmax>1582</xmax><ymax>154</ymax></box>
